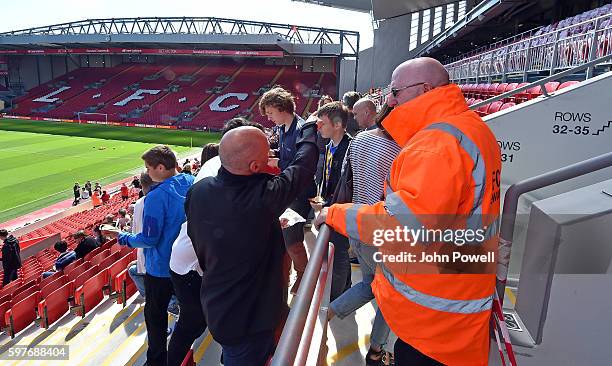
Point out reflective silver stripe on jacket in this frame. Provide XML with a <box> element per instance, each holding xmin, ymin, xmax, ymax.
<box><xmin>425</xmin><ymin>122</ymin><xmax>489</xmax><ymax>232</ymax></box>
<box><xmin>380</xmin><ymin>263</ymin><xmax>493</xmax><ymax>314</ymax></box>
<box><xmin>345</xmin><ymin>204</ymin><xmax>364</xmax><ymax>241</ymax></box>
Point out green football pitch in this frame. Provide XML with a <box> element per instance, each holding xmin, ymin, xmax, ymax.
<box><xmin>0</xmin><ymin>118</ymin><xmax>220</xmax><ymax>223</ymax></box>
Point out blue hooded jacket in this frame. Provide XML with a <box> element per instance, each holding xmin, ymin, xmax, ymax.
<box><xmin>119</xmin><ymin>173</ymin><xmax>194</xmax><ymax>277</ymax></box>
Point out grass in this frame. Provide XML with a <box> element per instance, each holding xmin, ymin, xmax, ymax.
<box><xmin>0</xmin><ymin>119</ymin><xmax>220</xmax><ymax>223</ymax></box>
<box><xmin>0</xmin><ymin>118</ymin><xmax>220</xmax><ymax>147</ymax></box>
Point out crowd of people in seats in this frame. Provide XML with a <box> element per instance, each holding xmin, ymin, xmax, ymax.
<box><xmin>1</xmin><ymin>56</ymin><xmax>502</xmax><ymax>366</ymax></box>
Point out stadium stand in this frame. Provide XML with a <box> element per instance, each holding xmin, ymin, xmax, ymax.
<box><xmin>0</xmin><ymin>191</ymin><xmax>138</xmax><ymax>337</ymax></box>
<box><xmin>7</xmin><ymin>59</ymin><xmax>336</xmax><ymax>130</ymax></box>
<box><xmin>459</xmin><ymin>79</ymin><xmax>583</xmax><ymax>116</ymax></box>
<box><xmin>446</xmin><ymin>4</ymin><xmax>612</xmax><ymax>83</ymax></box>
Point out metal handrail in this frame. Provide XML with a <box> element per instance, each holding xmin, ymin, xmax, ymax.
<box><xmin>496</xmin><ymin>152</ymin><xmax>612</xmax><ymax>304</ymax></box>
<box><xmin>271</xmin><ymin>224</ymin><xmax>333</xmax><ymax>366</ymax></box>
<box><xmin>469</xmin><ymin>52</ymin><xmax>612</xmax><ymax>110</ymax></box>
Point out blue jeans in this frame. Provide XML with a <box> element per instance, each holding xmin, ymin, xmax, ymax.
<box><xmin>221</xmin><ymin>331</ymin><xmax>275</xmax><ymax>366</ymax></box>
<box><xmin>42</xmin><ymin>271</ymin><xmax>56</xmax><ymax>279</ymax></box>
<box><xmin>330</xmin><ymin>239</ymin><xmax>390</xmax><ymax>349</ymax></box>
<box><xmin>127</xmin><ymin>263</ymin><xmax>178</xmax><ymax>308</ymax></box>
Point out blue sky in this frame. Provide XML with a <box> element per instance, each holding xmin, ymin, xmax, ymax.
<box><xmin>0</xmin><ymin>0</ymin><xmax>374</xmax><ymax>49</ymax></box>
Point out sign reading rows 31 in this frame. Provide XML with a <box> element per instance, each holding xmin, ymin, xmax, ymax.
<box><xmin>0</xmin><ymin>48</ymin><xmax>284</xmax><ymax>57</ymax></box>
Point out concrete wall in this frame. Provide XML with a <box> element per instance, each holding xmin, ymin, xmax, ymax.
<box><xmin>356</xmin><ymin>13</ymin><xmax>414</xmax><ymax>92</ymax></box>
<box><xmin>18</xmin><ymin>56</ymin><xmax>39</xmax><ymax>91</ymax></box>
<box><xmin>38</xmin><ymin>56</ymin><xmax>53</xmax><ymax>84</ymax></box>
<box><xmin>51</xmin><ymin>56</ymin><xmax>68</xmax><ymax>79</ymax></box>
<box><xmin>339</xmin><ymin>59</ymin><xmax>356</xmax><ymax>96</ymax></box>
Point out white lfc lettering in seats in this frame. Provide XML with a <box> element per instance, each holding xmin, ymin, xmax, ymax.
<box><xmin>114</xmin><ymin>89</ymin><xmax>161</xmax><ymax>106</ymax></box>
<box><xmin>209</xmin><ymin>93</ymin><xmax>248</xmax><ymax>112</ymax></box>
<box><xmin>33</xmin><ymin>87</ymin><xmax>71</xmax><ymax>103</ymax></box>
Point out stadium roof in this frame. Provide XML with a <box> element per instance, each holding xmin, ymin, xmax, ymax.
<box><xmin>293</xmin><ymin>0</ymin><xmax>456</xmax><ymax>20</ymax></box>
<box><xmin>0</xmin><ymin>17</ymin><xmax>360</xmax><ymax>57</ymax></box>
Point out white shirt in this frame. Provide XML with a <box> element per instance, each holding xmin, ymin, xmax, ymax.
<box><xmin>195</xmin><ymin>156</ymin><xmax>221</xmax><ymax>183</ymax></box>
<box><xmin>169</xmin><ymin>157</ymin><xmax>219</xmax><ymax>275</ymax></box>
<box><xmin>132</xmin><ymin>197</ymin><xmax>146</xmax><ymax>274</ymax></box>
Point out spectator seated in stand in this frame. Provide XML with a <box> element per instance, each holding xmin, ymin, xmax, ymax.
<box><xmin>42</xmin><ymin>240</ymin><xmax>77</xmax><ymax>278</ymax></box>
<box><xmin>104</xmin><ymin>214</ymin><xmax>115</xmax><ymax>226</ymax></box>
<box><xmin>73</xmin><ymin>230</ymin><xmax>99</xmax><ymax>259</ymax></box>
<box><xmin>117</xmin><ymin>208</ymin><xmax>131</xmax><ymax>231</ymax></box>
<box><xmin>93</xmin><ymin>226</ymin><xmax>108</xmax><ymax>246</ymax></box>
<box><xmin>101</xmin><ymin>190</ymin><xmax>110</xmax><ymax>204</ymax></box>
<box><xmin>81</xmin><ymin>187</ymin><xmax>90</xmax><ymax>200</ymax></box>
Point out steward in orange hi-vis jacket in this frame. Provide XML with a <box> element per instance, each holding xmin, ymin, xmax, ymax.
<box><xmin>316</xmin><ymin>58</ymin><xmax>502</xmax><ymax>366</ymax></box>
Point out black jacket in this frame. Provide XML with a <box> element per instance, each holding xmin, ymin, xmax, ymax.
<box><xmin>74</xmin><ymin>236</ymin><xmax>99</xmax><ymax>259</ymax></box>
<box><xmin>2</xmin><ymin>235</ymin><xmax>21</xmax><ymax>271</ymax></box>
<box><xmin>186</xmin><ymin>123</ymin><xmax>318</xmax><ymax>345</ymax></box>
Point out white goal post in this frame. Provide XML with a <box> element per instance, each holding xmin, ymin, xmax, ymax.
<box><xmin>77</xmin><ymin>112</ymin><xmax>108</xmax><ymax>123</ymax></box>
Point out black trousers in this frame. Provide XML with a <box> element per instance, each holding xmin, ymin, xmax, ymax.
<box><xmin>167</xmin><ymin>270</ymin><xmax>207</xmax><ymax>366</ymax></box>
<box><xmin>144</xmin><ymin>274</ymin><xmax>174</xmax><ymax>366</ymax></box>
<box><xmin>2</xmin><ymin>268</ymin><xmax>18</xmax><ymax>285</ymax></box>
<box><xmin>394</xmin><ymin>338</ymin><xmax>444</xmax><ymax>366</ymax></box>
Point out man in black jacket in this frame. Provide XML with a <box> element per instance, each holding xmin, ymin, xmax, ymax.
<box><xmin>186</xmin><ymin>122</ymin><xmax>318</xmax><ymax>366</ymax></box>
<box><xmin>314</xmin><ymin>101</ymin><xmax>352</xmax><ymax>301</ymax></box>
<box><xmin>72</xmin><ymin>230</ymin><xmax>99</xmax><ymax>259</ymax></box>
<box><xmin>0</xmin><ymin>229</ymin><xmax>21</xmax><ymax>285</ymax></box>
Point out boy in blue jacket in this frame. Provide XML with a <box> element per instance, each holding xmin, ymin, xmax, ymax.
<box><xmin>104</xmin><ymin>145</ymin><xmax>194</xmax><ymax>366</ymax></box>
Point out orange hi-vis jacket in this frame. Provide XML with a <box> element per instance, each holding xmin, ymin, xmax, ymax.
<box><xmin>325</xmin><ymin>84</ymin><xmax>501</xmax><ymax>366</ymax></box>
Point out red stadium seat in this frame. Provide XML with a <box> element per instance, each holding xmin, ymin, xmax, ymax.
<box><xmin>61</xmin><ymin>258</ymin><xmax>83</xmax><ymax>276</ymax></box>
<box><xmin>66</xmin><ymin>262</ymin><xmax>89</xmax><ymax>281</ymax></box>
<box><xmin>0</xmin><ymin>300</ymin><xmax>11</xmax><ymax>329</ymax></box>
<box><xmin>545</xmin><ymin>82</ymin><xmax>560</xmax><ymax>93</ymax></box>
<box><xmin>83</xmin><ymin>247</ymin><xmax>104</xmax><ymax>263</ymax></box>
<box><xmin>500</xmin><ymin>102</ymin><xmax>516</xmax><ymax>110</ymax></box>
<box><xmin>107</xmin><ymin>252</ymin><xmax>135</xmax><ymax>295</ymax></box>
<box><xmin>41</xmin><ymin>275</ymin><xmax>68</xmax><ymax>299</ymax></box>
<box><xmin>38</xmin><ymin>282</ymin><xmax>74</xmax><ymax>328</ymax></box>
<box><xmin>0</xmin><ymin>280</ymin><xmax>21</xmax><ymax>298</ymax></box>
<box><xmin>558</xmin><ymin>81</ymin><xmax>579</xmax><ymax>90</ymax></box>
<box><xmin>525</xmin><ymin>85</ymin><xmax>543</xmax><ymax>100</ymax></box>
<box><xmin>97</xmin><ymin>252</ymin><xmax>122</xmax><ymax>271</ymax></box>
<box><xmin>114</xmin><ymin>267</ymin><xmax>137</xmax><ymax>307</ymax></box>
<box><xmin>40</xmin><ymin>270</ymin><xmax>64</xmax><ymax>288</ymax></box>
<box><xmin>496</xmin><ymin>83</ymin><xmax>508</xmax><ymax>95</ymax></box>
<box><xmin>11</xmin><ymin>285</ymin><xmax>39</xmax><ymax>305</ymax></box>
<box><xmin>73</xmin><ymin>266</ymin><xmax>100</xmax><ymax>291</ymax></box>
<box><xmin>512</xmin><ymin>82</ymin><xmax>530</xmax><ymax>102</ymax></box>
<box><xmin>90</xmin><ymin>249</ymin><xmax>111</xmax><ymax>267</ymax></box>
<box><xmin>487</xmin><ymin>101</ymin><xmax>504</xmax><ymax>114</ymax></box>
<box><xmin>5</xmin><ymin>291</ymin><xmax>41</xmax><ymax>338</ymax></box>
<box><xmin>486</xmin><ymin>83</ymin><xmax>500</xmax><ymax>98</ymax></box>
<box><xmin>74</xmin><ymin>268</ymin><xmax>109</xmax><ymax>317</ymax></box>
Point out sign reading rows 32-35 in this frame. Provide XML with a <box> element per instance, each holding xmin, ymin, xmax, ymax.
<box><xmin>551</xmin><ymin>111</ymin><xmax>611</xmax><ymax>137</ymax></box>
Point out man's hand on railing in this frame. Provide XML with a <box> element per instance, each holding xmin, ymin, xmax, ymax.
<box><xmin>313</xmin><ymin>207</ymin><xmax>328</xmax><ymax>230</ymax></box>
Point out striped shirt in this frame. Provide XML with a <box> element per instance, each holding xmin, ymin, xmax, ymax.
<box><xmin>350</xmin><ymin>131</ymin><xmax>401</xmax><ymax>205</ymax></box>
